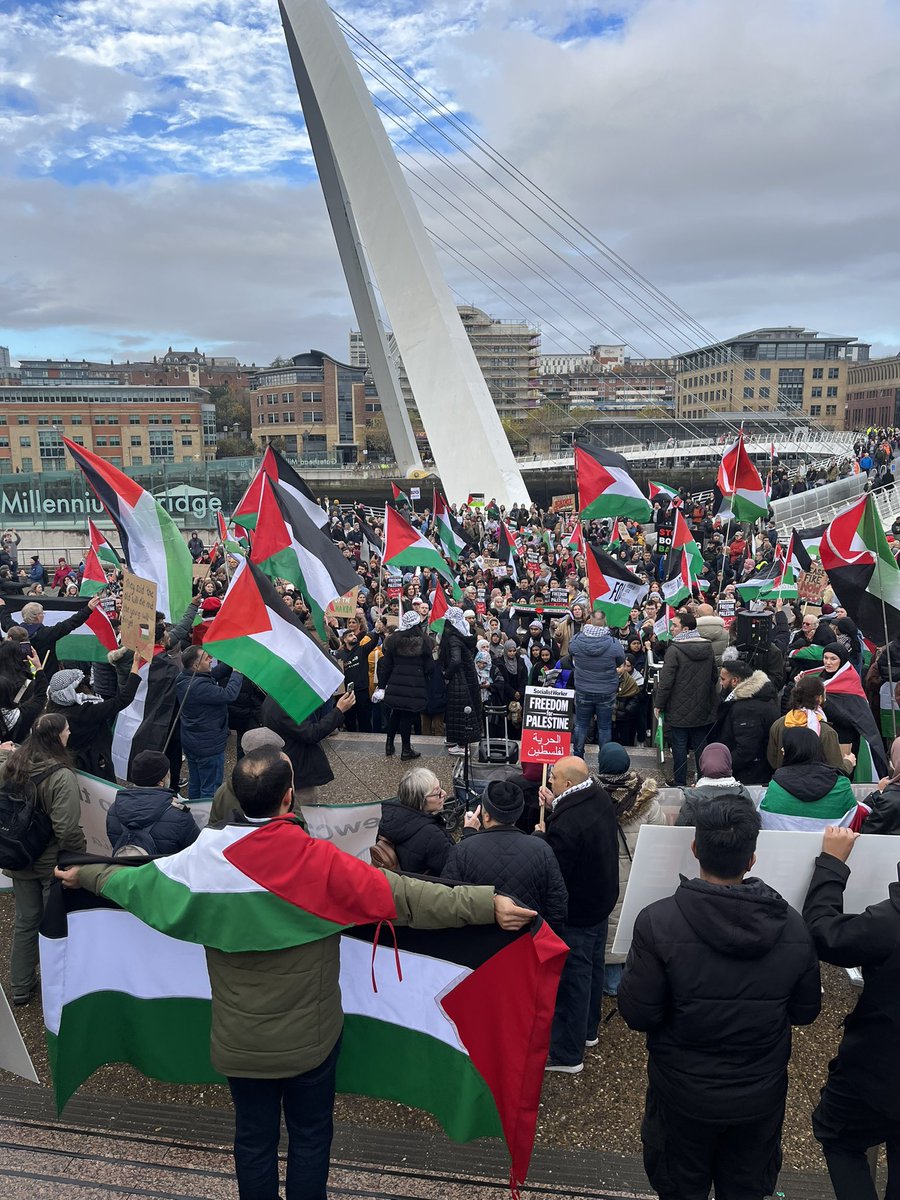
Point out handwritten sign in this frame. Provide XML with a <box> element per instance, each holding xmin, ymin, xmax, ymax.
<box><xmin>519</xmin><ymin>685</ymin><xmax>575</xmax><ymax>764</ymax></box>
<box><xmin>119</xmin><ymin>571</ymin><xmax>158</xmax><ymax>657</ymax></box>
<box><xmin>327</xmin><ymin>587</ymin><xmax>360</xmax><ymax>620</ymax></box>
<box><xmin>798</xmin><ymin>562</ymin><xmax>828</xmax><ymax>604</ymax></box>
<box><xmin>551</xmin><ymin>494</ymin><xmax>576</xmax><ymax>514</ymax></box>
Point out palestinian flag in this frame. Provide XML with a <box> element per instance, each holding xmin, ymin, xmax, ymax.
<box><xmin>112</xmin><ymin>651</ymin><xmax>180</xmax><ymax>781</ymax></box>
<box><xmin>89</xmin><ymin>519</ymin><xmax>121</xmax><ymax>569</ymax></box>
<box><xmin>383</xmin><ymin>505</ymin><xmax>455</xmax><ymax>589</ymax></box>
<box><xmin>466</xmin><ymin>493</ymin><xmax>485</xmax><ymax>509</ymax></box>
<box><xmin>433</xmin><ymin>489</ymin><xmax>469</xmax><ymax>562</ymax></box>
<box><xmin>358</xmin><ymin>518</ymin><xmax>384</xmax><ymax>563</ymax></box>
<box><xmin>717</xmin><ymin>435</ymin><xmax>768</xmax><ymax>522</ymax></box>
<box><xmin>216</xmin><ymin>511</ymin><xmax>246</xmax><ymax>558</ymax></box>
<box><xmin>497</xmin><ymin>522</ymin><xmax>522</xmax><ymax>583</ymax></box>
<box><xmin>78</xmin><ymin>545</ymin><xmax>107</xmax><ymax>598</ymax></box>
<box><xmin>204</xmin><ymin>558</ymin><xmax>343</xmax><ymax>725</ymax></box>
<box><xmin>758</xmin><ymin>536</ymin><xmax>798</xmax><ymax>600</ymax></box>
<box><xmin>662</xmin><ymin>548</ymin><xmax>693</xmax><ymax>607</ymax></box>
<box><xmin>820</xmin><ymin>494</ymin><xmax>900</xmax><ymax>642</ymax></box>
<box><xmin>791</xmin><ymin>524</ymin><xmax>825</xmax><ymax>570</ymax></box>
<box><xmin>736</xmin><ymin>557</ymin><xmax>783</xmax><ymax>600</ymax></box>
<box><xmin>574</xmin><ymin>444</ymin><xmax>652</xmax><ymax>523</ymax></box>
<box><xmin>11</xmin><ymin>598</ymin><xmax>117</xmax><ymax>664</ymax></box>
<box><xmin>429</xmin><ymin>578</ymin><xmax>449</xmax><ymax>633</ymax></box>
<box><xmin>565</xmin><ymin>521</ymin><xmax>584</xmax><ymax>556</ymax></box>
<box><xmin>251</xmin><ymin>478</ymin><xmax>359</xmax><ymax>638</ymax></box>
<box><xmin>232</xmin><ymin>445</ymin><xmax>326</xmax><ymax>532</ymax></box>
<box><xmin>648</xmin><ymin>481</ymin><xmax>683</xmax><ymax>509</ymax></box>
<box><xmin>669</xmin><ymin>508</ymin><xmax>704</xmax><ymax>578</ymax></box>
<box><xmin>64</xmin><ymin>439</ymin><xmax>192</xmax><ymax>623</ymax></box>
<box><xmin>41</xmin><ymin>856</ymin><xmax>567</xmax><ymax>1195</ymax></box>
<box><xmin>585</xmin><ymin>545</ymin><xmax>648</xmax><ymax>626</ymax></box>
<box><xmin>388</xmin><ymin>482</ymin><xmax>412</xmax><ymax>510</ymax></box>
<box><xmin>811</xmin><ymin>660</ymin><xmax>889</xmax><ymax>781</ymax></box>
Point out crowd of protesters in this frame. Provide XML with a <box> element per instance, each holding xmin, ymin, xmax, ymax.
<box><xmin>2</xmin><ymin>429</ymin><xmax>900</xmax><ymax>1200</ymax></box>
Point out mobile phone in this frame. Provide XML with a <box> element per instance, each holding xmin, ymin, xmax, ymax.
<box><xmin>19</xmin><ymin>641</ymin><xmax>32</xmax><ymax>658</ymax></box>
<box><xmin>345</xmin><ymin>681</ymin><xmax>355</xmax><ymax>693</ymax></box>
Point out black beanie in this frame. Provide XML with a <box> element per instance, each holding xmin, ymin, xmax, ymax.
<box><xmin>131</xmin><ymin>750</ymin><xmax>171</xmax><ymax>788</ymax></box>
<box><xmin>483</xmin><ymin>779</ymin><xmax>525</xmax><ymax>824</ymax></box>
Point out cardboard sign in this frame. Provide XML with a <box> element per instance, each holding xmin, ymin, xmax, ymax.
<box><xmin>551</xmin><ymin>494</ymin><xmax>576</xmax><ymax>514</ymax></box>
<box><xmin>481</xmin><ymin>557</ymin><xmax>501</xmax><ymax>571</ymax></box>
<box><xmin>519</xmin><ymin>686</ymin><xmax>576</xmax><ymax>764</ymax></box>
<box><xmin>409</xmin><ymin>487</ymin><xmax>421</xmax><ymax>501</ymax></box>
<box><xmin>119</xmin><ymin>571</ymin><xmax>158</xmax><ymax>657</ymax></box>
<box><xmin>656</xmin><ymin>527</ymin><xmax>673</xmax><ymax>553</ymax></box>
<box><xmin>798</xmin><ymin>562</ymin><xmax>828</xmax><ymax>604</ymax></box>
<box><xmin>192</xmin><ymin>563</ymin><xmax>211</xmax><ymax>581</ymax></box>
<box><xmin>612</xmin><ymin>824</ymin><xmax>900</xmax><ymax>956</ymax></box>
<box><xmin>326</xmin><ymin>587</ymin><xmax>360</xmax><ymax>620</ymax></box>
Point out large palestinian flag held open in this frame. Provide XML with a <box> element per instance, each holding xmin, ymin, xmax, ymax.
<box><xmin>63</xmin><ymin>439</ymin><xmax>192</xmax><ymax>623</ymax></box>
<box><xmin>383</xmin><ymin>504</ymin><xmax>456</xmax><ymax>589</ymax></box>
<box><xmin>819</xmin><ymin>493</ymin><xmax>900</xmax><ymax>642</ymax></box>
<box><xmin>717</xmin><ymin>435</ymin><xmax>768</xmax><ymax>522</ymax></box>
<box><xmin>575</xmin><ymin>444</ymin><xmax>652</xmax><ymax>523</ymax></box>
<box><xmin>204</xmin><ymin>558</ymin><xmax>343</xmax><ymax>725</ymax></box>
<box><xmin>41</xmin><ymin>826</ymin><xmax>567</xmax><ymax>1194</ymax></box>
<box><xmin>585</xmin><ymin>545</ymin><xmax>648</xmax><ymax>625</ymax></box>
<box><xmin>11</xmin><ymin>597</ymin><xmax>117</xmax><ymax>664</ymax></box>
<box><xmin>809</xmin><ymin>659</ymin><xmax>889</xmax><ymax>783</ymax></box>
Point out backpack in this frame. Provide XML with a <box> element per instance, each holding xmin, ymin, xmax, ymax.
<box><xmin>110</xmin><ymin>808</ymin><xmax>168</xmax><ymax>858</ymax></box>
<box><xmin>0</xmin><ymin>765</ymin><xmax>65</xmax><ymax>871</ymax></box>
<box><xmin>369</xmin><ymin>835</ymin><xmax>400</xmax><ymax>872</ymax></box>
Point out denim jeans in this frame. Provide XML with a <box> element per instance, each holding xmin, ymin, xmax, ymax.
<box><xmin>667</xmin><ymin>725</ymin><xmax>712</xmax><ymax>787</ymax></box>
<box><xmin>573</xmin><ymin>692</ymin><xmax>614</xmax><ymax>759</ymax></box>
<box><xmin>227</xmin><ymin>1035</ymin><xmax>341</xmax><ymax>1200</ymax></box>
<box><xmin>549</xmin><ymin>920</ymin><xmax>608</xmax><ymax>1065</ymax></box>
<box><xmin>603</xmin><ymin>961</ymin><xmax>625</xmax><ymax>996</ymax></box>
<box><xmin>186</xmin><ymin>751</ymin><xmax>226</xmax><ymax>799</ymax></box>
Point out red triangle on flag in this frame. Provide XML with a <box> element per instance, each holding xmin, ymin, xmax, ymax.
<box><xmin>249</xmin><ymin>478</ymin><xmax>291</xmax><ymax>564</ymax></box>
<box><xmin>575</xmin><ymin>445</ymin><xmax>616</xmax><ymax>511</ymax></box>
<box><xmin>206</xmin><ymin>561</ymin><xmax>272</xmax><ymax>643</ymax></box>
<box><xmin>429</xmin><ymin>579</ymin><xmax>449</xmax><ymax>626</ymax></box>
<box><xmin>383</xmin><ymin>504</ymin><xmax>422</xmax><ymax>559</ymax></box>
<box><xmin>586</xmin><ymin>544</ymin><xmax>611</xmax><ymax>605</ymax></box>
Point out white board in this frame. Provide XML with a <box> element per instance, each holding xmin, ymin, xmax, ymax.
<box><xmin>0</xmin><ymin>986</ymin><xmax>38</xmax><ymax>1083</ymax></box>
<box><xmin>612</xmin><ymin>824</ymin><xmax>900</xmax><ymax>956</ymax></box>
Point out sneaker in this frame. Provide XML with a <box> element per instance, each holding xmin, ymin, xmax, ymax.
<box><xmin>446</xmin><ymin>745</ymin><xmax>465</xmax><ymax>756</ymax></box>
<box><xmin>545</xmin><ymin>1060</ymin><xmax>583</xmax><ymax>1074</ymax></box>
<box><xmin>584</xmin><ymin>1037</ymin><xmax>599</xmax><ymax>1048</ymax></box>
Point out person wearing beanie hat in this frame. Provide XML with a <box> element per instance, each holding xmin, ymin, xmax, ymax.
<box><xmin>106</xmin><ymin>748</ymin><xmax>200</xmax><ymax>857</ymax></box>
<box><xmin>441</xmin><ymin>780</ymin><xmax>567</xmax><ymax>928</ymax></box>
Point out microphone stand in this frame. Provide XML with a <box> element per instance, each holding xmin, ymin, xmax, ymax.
<box><xmin>462</xmin><ymin>704</ymin><xmax>473</xmax><ymax>808</ymax></box>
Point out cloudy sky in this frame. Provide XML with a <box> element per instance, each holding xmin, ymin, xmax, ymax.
<box><xmin>2</xmin><ymin>0</ymin><xmax>899</xmax><ymax>367</ymax></box>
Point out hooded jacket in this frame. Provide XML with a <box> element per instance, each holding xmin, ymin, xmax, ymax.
<box><xmin>107</xmin><ymin>786</ymin><xmax>200</xmax><ymax>856</ymax></box>
<box><xmin>714</xmin><ymin>670</ymin><xmax>780</xmax><ymax>786</ymax></box>
<box><xmin>618</xmin><ymin>876</ymin><xmax>821</xmax><ymax>1121</ymax></box>
<box><xmin>568</xmin><ymin>628</ymin><xmax>624</xmax><ymax>698</ymax></box>
<box><xmin>803</xmin><ymin>854</ymin><xmax>900</xmax><ymax>1118</ymax></box>
<box><xmin>655</xmin><ymin>637</ymin><xmax>719</xmax><ymax>728</ymax></box>
<box><xmin>760</xmin><ymin>762</ymin><xmax>858</xmax><ymax>831</ymax></box>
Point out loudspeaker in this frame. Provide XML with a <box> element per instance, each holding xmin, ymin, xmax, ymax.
<box><xmin>735</xmin><ymin>611</ymin><xmax>772</xmax><ymax>652</ymax></box>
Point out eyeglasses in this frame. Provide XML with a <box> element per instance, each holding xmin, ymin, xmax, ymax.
<box><xmin>426</xmin><ymin>787</ymin><xmax>445</xmax><ymax>799</ymax></box>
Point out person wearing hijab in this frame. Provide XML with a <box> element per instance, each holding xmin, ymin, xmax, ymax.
<box><xmin>439</xmin><ymin>606</ymin><xmax>482</xmax><ymax>756</ymax></box>
<box><xmin>760</xmin><ymin>728</ymin><xmax>861</xmax><ymax>832</ymax></box>
<box><xmin>45</xmin><ymin>658</ymin><xmax>142</xmax><ymax>780</ymax></box>
<box><xmin>677</xmin><ymin>743</ymin><xmax>755</xmax><ymax>826</ymax></box>
<box><xmin>860</xmin><ymin>735</ymin><xmax>900</xmax><ymax>834</ymax></box>
<box><xmin>819</xmin><ymin>645</ymin><xmax>889</xmax><ymax>779</ymax></box>
<box><xmin>597</xmin><ymin>742</ymin><xmax>665</xmax><ymax>996</ymax></box>
<box><xmin>528</xmin><ymin>645</ymin><xmax>555</xmax><ymax>687</ymax></box>
<box><xmin>835</xmin><ymin>615</ymin><xmax>864</xmax><ymax>678</ymax></box>
<box><xmin>377</xmin><ymin>610</ymin><xmax>433</xmax><ymax>760</ymax></box>
<box><xmin>490</xmin><ymin>638</ymin><xmax>528</xmax><ymax>729</ymax></box>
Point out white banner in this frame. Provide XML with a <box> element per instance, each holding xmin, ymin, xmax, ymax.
<box><xmin>0</xmin><ymin>985</ymin><xmax>38</xmax><ymax>1083</ymax></box>
<box><xmin>612</xmin><ymin>824</ymin><xmax>900</xmax><ymax>956</ymax></box>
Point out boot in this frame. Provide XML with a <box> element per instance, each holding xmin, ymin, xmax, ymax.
<box><xmin>400</xmin><ymin>742</ymin><xmax>420</xmax><ymax>761</ymax></box>
<box><xmin>385</xmin><ymin>735</ymin><xmax>395</xmax><ymax>757</ymax></box>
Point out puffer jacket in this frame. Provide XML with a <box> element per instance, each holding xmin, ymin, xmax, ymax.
<box><xmin>0</xmin><ymin>752</ymin><xmax>85</xmax><ymax>881</ymax></box>
<box><xmin>377</xmin><ymin>800</ymin><xmax>454</xmax><ymax>875</ymax></box>
<box><xmin>77</xmin><ymin>851</ymin><xmax>496</xmax><ymax>1079</ymax></box>
<box><xmin>568</xmin><ymin>628</ymin><xmax>624</xmax><ymax>698</ymax></box>
<box><xmin>655</xmin><ymin>636</ymin><xmax>719</xmax><ymax>728</ymax></box>
<box><xmin>618</xmin><ymin>876</ymin><xmax>821</xmax><ymax>1122</ymax></box>
<box><xmin>602</xmin><ymin>774</ymin><xmax>666</xmax><ymax>964</ymax></box>
<box><xmin>378</xmin><ymin>628</ymin><xmax>433</xmax><ymax>713</ymax></box>
<box><xmin>442</xmin><ymin>824</ymin><xmax>568</xmax><ymax>928</ymax></box>
<box><xmin>176</xmin><ymin>668</ymin><xmax>244</xmax><ymax>758</ymax></box>
<box><xmin>106</xmin><ymin>786</ymin><xmax>200</xmax><ymax>855</ymax></box>
<box><xmin>714</xmin><ymin>670</ymin><xmax>780</xmax><ymax>786</ymax></box>
<box><xmin>861</xmin><ymin>783</ymin><xmax>900</xmax><ymax>835</ymax></box>
<box><xmin>695</xmin><ymin>614</ymin><xmax>728</xmax><ymax>666</ymax></box>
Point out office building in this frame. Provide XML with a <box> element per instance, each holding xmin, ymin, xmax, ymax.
<box><xmin>845</xmin><ymin>356</ymin><xmax>900</xmax><ymax>429</ymax></box>
<box><xmin>675</xmin><ymin>327</ymin><xmax>869</xmax><ymax>429</ymax></box>
<box><xmin>0</xmin><ymin>382</ymin><xmax>216</xmax><ymax>474</ymax></box>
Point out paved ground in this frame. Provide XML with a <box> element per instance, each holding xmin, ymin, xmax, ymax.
<box><xmin>0</xmin><ymin>736</ymin><xmax>875</xmax><ymax>1196</ymax></box>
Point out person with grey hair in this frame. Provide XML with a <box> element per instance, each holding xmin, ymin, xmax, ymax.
<box><xmin>0</xmin><ymin>591</ymin><xmax>103</xmax><ymax>679</ymax></box>
<box><xmin>376</xmin><ymin>766</ymin><xmax>454</xmax><ymax>875</ymax></box>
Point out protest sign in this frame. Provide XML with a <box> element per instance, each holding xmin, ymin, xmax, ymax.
<box><xmin>656</xmin><ymin>527</ymin><xmax>673</xmax><ymax>553</ymax></box>
<box><xmin>386</xmin><ymin>583</ymin><xmax>403</xmax><ymax>601</ymax></box>
<box><xmin>526</xmin><ymin>548</ymin><xmax>542</xmax><ymax>575</ymax></box>
<box><xmin>549</xmin><ymin>588</ymin><xmax>570</xmax><ymax>607</ymax></box>
<box><xmin>519</xmin><ymin>686</ymin><xmax>575</xmax><ymax>765</ymax></box>
<box><xmin>481</xmin><ymin>557</ymin><xmax>500</xmax><ymax>571</ymax></box>
<box><xmin>550</xmin><ymin>494</ymin><xmax>576</xmax><ymax>514</ymax></box>
<box><xmin>119</xmin><ymin>572</ymin><xmax>158</xmax><ymax>658</ymax></box>
<box><xmin>192</xmin><ymin>563</ymin><xmax>210</xmax><ymax>581</ymax></box>
<box><xmin>326</xmin><ymin>587</ymin><xmax>360</xmax><ymax>620</ymax></box>
<box><xmin>300</xmin><ymin>801</ymin><xmax>384</xmax><ymax>863</ymax></box>
<box><xmin>798</xmin><ymin>562</ymin><xmax>828</xmax><ymax>604</ymax></box>
<box><xmin>717</xmin><ymin>598</ymin><xmax>737</xmax><ymax>621</ymax></box>
<box><xmin>409</xmin><ymin>487</ymin><xmax>421</xmax><ymax>501</ymax></box>
<box><xmin>0</xmin><ymin>989</ymin><xmax>38</xmax><ymax>1083</ymax></box>
<box><xmin>612</xmin><ymin>824</ymin><xmax>900</xmax><ymax>956</ymax></box>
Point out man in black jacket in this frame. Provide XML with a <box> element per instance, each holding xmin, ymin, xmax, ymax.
<box><xmin>442</xmin><ymin>780</ymin><xmax>568</xmax><ymax>929</ymax></box>
<box><xmin>803</xmin><ymin>827</ymin><xmax>900</xmax><ymax>1200</ymax></box>
<box><xmin>261</xmin><ymin>690</ymin><xmax>355</xmax><ymax>803</ymax></box>
<box><xmin>536</xmin><ymin>756</ymin><xmax>618</xmax><ymax>1073</ymax></box>
<box><xmin>618</xmin><ymin>797</ymin><xmax>821</xmax><ymax>1200</ymax></box>
<box><xmin>654</xmin><ymin>610</ymin><xmax>719</xmax><ymax>786</ymax></box>
<box><xmin>714</xmin><ymin>660</ymin><xmax>780</xmax><ymax>786</ymax></box>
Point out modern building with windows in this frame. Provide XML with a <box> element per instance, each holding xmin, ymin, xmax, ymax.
<box><xmin>675</xmin><ymin>327</ymin><xmax>869</xmax><ymax>430</ymax></box>
<box><xmin>845</xmin><ymin>356</ymin><xmax>900</xmax><ymax>429</ymax></box>
<box><xmin>249</xmin><ymin>351</ymin><xmax>377</xmax><ymax>463</ymax></box>
<box><xmin>0</xmin><ymin>383</ymin><xmax>216</xmax><ymax>475</ymax></box>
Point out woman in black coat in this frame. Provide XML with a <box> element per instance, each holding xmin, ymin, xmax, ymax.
<box><xmin>45</xmin><ymin>658</ymin><xmax>141</xmax><ymax>780</ymax></box>
<box><xmin>377</xmin><ymin>765</ymin><xmax>453</xmax><ymax>875</ymax></box>
<box><xmin>377</xmin><ymin>613</ymin><xmax>433</xmax><ymax>760</ymax></box>
<box><xmin>439</xmin><ymin>607</ymin><xmax>482</xmax><ymax>753</ymax></box>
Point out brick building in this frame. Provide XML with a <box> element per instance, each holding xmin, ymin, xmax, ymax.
<box><xmin>845</xmin><ymin>355</ymin><xmax>900</xmax><ymax>429</ymax></box>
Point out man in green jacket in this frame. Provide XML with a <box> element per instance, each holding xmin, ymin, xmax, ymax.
<box><xmin>57</xmin><ymin>746</ymin><xmax>535</xmax><ymax>1200</ymax></box>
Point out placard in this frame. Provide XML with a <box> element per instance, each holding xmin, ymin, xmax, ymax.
<box><xmin>119</xmin><ymin>571</ymin><xmax>158</xmax><ymax>657</ymax></box>
<box><xmin>192</xmin><ymin>563</ymin><xmax>210</xmax><ymax>581</ymax></box>
<box><xmin>326</xmin><ymin>587</ymin><xmax>360</xmax><ymax>620</ymax></box>
<box><xmin>481</xmin><ymin>557</ymin><xmax>501</xmax><ymax>571</ymax></box>
<box><xmin>526</xmin><ymin>548</ymin><xmax>542</xmax><ymax>575</ymax></box>
<box><xmin>612</xmin><ymin>824</ymin><xmax>900</xmax><ymax>956</ymax></box>
<box><xmin>519</xmin><ymin>685</ymin><xmax>576</xmax><ymax>764</ymax></box>
<box><xmin>656</xmin><ymin>526</ymin><xmax>673</xmax><ymax>553</ymax></box>
<box><xmin>798</xmin><ymin>562</ymin><xmax>828</xmax><ymax>604</ymax></box>
<box><xmin>386</xmin><ymin>583</ymin><xmax>403</xmax><ymax>601</ymax></box>
<box><xmin>717</xmin><ymin>598</ymin><xmax>737</xmax><ymax>620</ymax></box>
<box><xmin>409</xmin><ymin>487</ymin><xmax>421</xmax><ymax>501</ymax></box>
<box><xmin>550</xmin><ymin>494</ymin><xmax>576</xmax><ymax>514</ymax></box>
<box><xmin>549</xmin><ymin>588</ymin><xmax>570</xmax><ymax>607</ymax></box>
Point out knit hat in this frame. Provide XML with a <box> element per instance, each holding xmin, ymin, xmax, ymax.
<box><xmin>200</xmin><ymin>597</ymin><xmax>221</xmax><ymax>614</ymax></box>
<box><xmin>48</xmin><ymin>668</ymin><xmax>87</xmax><ymax>706</ymax></box>
<box><xmin>529</xmin><ymin>619</ymin><xmax>543</xmax><ymax>630</ymax></box>
<box><xmin>463</xmin><ymin>609</ymin><xmax>476</xmax><ymax>619</ymax></box>
<box><xmin>240</xmin><ymin>727</ymin><xmax>285</xmax><ymax>753</ymax></box>
<box><xmin>400</xmin><ymin>610</ymin><xmax>422</xmax><ymax>630</ymax></box>
<box><xmin>131</xmin><ymin>750</ymin><xmax>171</xmax><ymax>787</ymax></box>
<box><xmin>597</xmin><ymin>742</ymin><xmax>630</xmax><ymax>774</ymax></box>
<box><xmin>483</xmin><ymin>779</ymin><xmax>525</xmax><ymax>824</ymax></box>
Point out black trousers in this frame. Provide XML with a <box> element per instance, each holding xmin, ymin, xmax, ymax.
<box><xmin>641</xmin><ymin>1086</ymin><xmax>784</xmax><ymax>1200</ymax></box>
<box><xmin>386</xmin><ymin>708</ymin><xmax>414</xmax><ymax>747</ymax></box>
<box><xmin>814</xmin><ymin>1069</ymin><xmax>900</xmax><ymax>1200</ymax></box>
